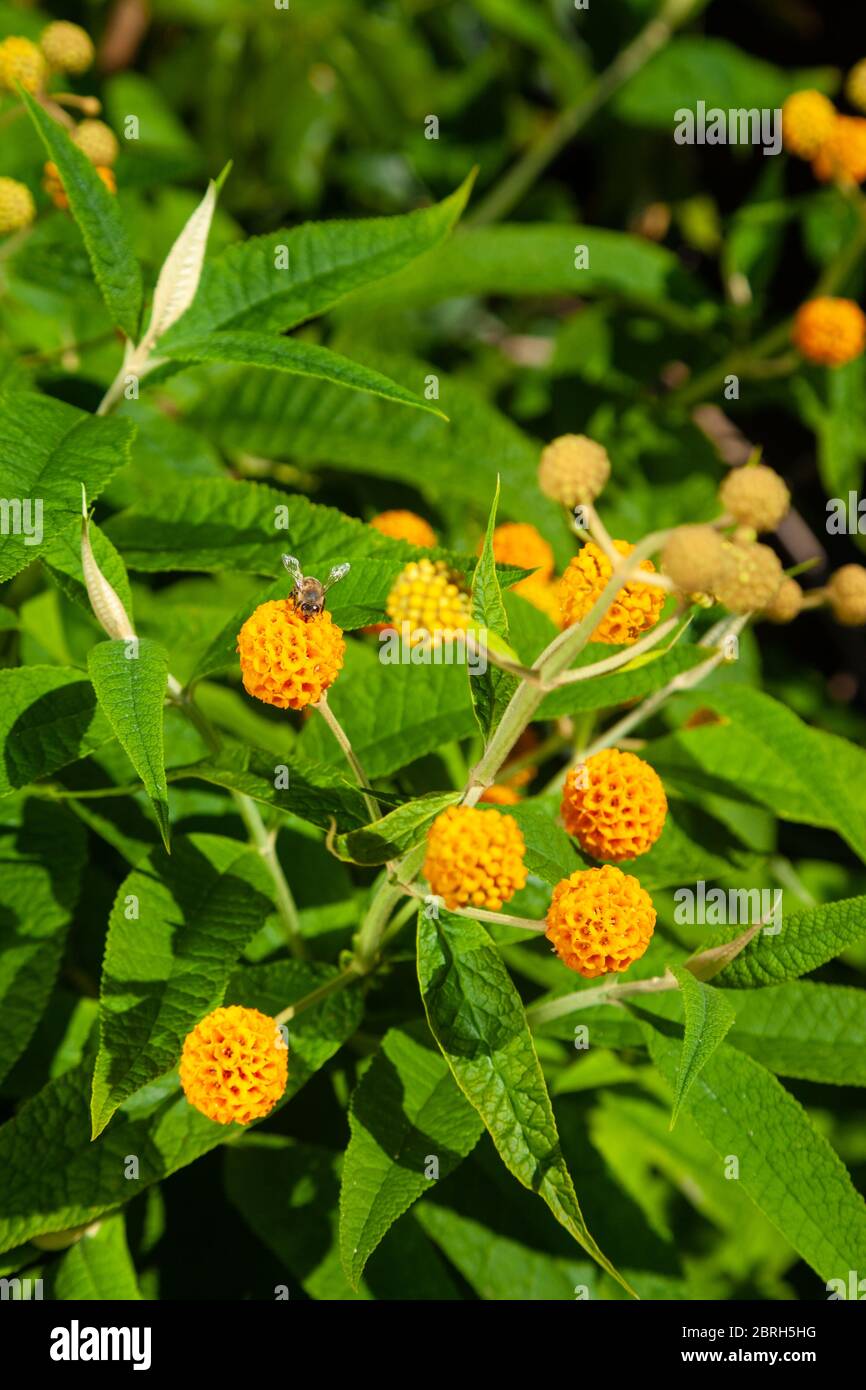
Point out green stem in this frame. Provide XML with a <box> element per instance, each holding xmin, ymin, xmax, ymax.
<box><xmin>353</xmin><ymin>878</ymin><xmax>407</xmax><ymax>974</ymax></box>
<box><xmin>167</xmin><ymin>677</ymin><xmax>305</xmax><ymax>959</ymax></box>
<box><xmin>527</xmin><ymin>969</ymin><xmax>678</xmax><ymax>1027</ymax></box>
<box><xmin>399</xmin><ymin>881</ymin><xmax>546</xmax><ymax>933</ymax></box>
<box><xmin>234</xmin><ymin>791</ymin><xmax>305</xmax><ymax>960</ymax></box>
<box><xmin>463</xmin><ymin>529</ymin><xmax>671</xmax><ymax>803</ymax></box>
<box><xmin>468</xmin><ymin>0</ymin><xmax>700</xmax><ymax>227</ymax></box>
<box><xmin>315</xmin><ymin>694</ymin><xmax>380</xmax><ymax>822</ymax></box>
<box><xmin>274</xmin><ymin>964</ymin><xmax>360</xmax><ymax>1026</ymax></box>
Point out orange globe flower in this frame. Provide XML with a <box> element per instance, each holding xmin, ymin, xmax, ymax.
<box><xmin>561</xmin><ymin>749</ymin><xmax>667</xmax><ymax>862</ymax></box>
<box><xmin>424</xmin><ymin>804</ymin><xmax>527</xmax><ymax>911</ymax></box>
<box><xmin>559</xmin><ymin>539</ymin><xmax>664</xmax><ymax>644</ymax></box>
<box><xmin>812</xmin><ymin>115</ymin><xmax>866</xmax><ymax>183</ymax></box>
<box><xmin>489</xmin><ymin>522</ymin><xmax>555</xmax><ymax>580</ymax></box>
<box><xmin>370</xmin><ymin>509</ymin><xmax>436</xmax><ymax>547</ymax></box>
<box><xmin>180</xmin><ymin>1005</ymin><xmax>288</xmax><ymax>1125</ymax></box>
<box><xmin>237</xmin><ymin>598</ymin><xmax>345</xmax><ymax>709</ymax></box>
<box><xmin>546</xmin><ymin>865</ymin><xmax>656</xmax><ymax>978</ymax></box>
<box><xmin>792</xmin><ymin>298</ymin><xmax>866</xmax><ymax>366</ymax></box>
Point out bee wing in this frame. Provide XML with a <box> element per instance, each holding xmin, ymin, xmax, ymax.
<box><xmin>323</xmin><ymin>562</ymin><xmax>351</xmax><ymax>592</ymax></box>
<box><xmin>281</xmin><ymin>554</ymin><xmax>304</xmax><ymax>585</ymax></box>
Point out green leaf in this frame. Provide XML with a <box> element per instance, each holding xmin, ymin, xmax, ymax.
<box><xmin>299</xmin><ymin>641</ymin><xmax>477</xmax><ymax>780</ymax></box>
<box><xmin>104</xmin><ymin>474</ymin><xmax>432</xmax><ymax>585</ymax></box>
<box><xmin>228</xmin><ymin>1137</ymin><xmax>368</xmax><ymax>1300</ymax></box>
<box><xmin>669</xmin><ymin>966</ymin><xmax>735</xmax><ymax>1129</ymax></box>
<box><xmin>614</xmin><ymin>39</ymin><xmax>834</xmax><ymax>129</ymax></box>
<box><xmin>710</xmin><ymin>895</ymin><xmax>866</xmax><ymax>988</ymax></box>
<box><xmin>615</xmin><ymin>808</ymin><xmax>739</xmax><ymax>892</ymax></box>
<box><xmin>0</xmin><ymin>393</ymin><xmax>135</xmax><ymax>583</ymax></box>
<box><xmin>342</xmin><ymin>226</ymin><xmax>709</xmax><ymax>317</ymax></box>
<box><xmin>647</xmin><ymin>686</ymin><xmax>866</xmax><ymax>864</ymax></box>
<box><xmin>333</xmin><ymin>792</ymin><xmax>460</xmax><ymax>865</ymax></box>
<box><xmin>415</xmin><ymin>1203</ymin><xmax>597</xmax><ymax>1301</ymax></box>
<box><xmin>52</xmin><ymin>1214</ymin><xmax>141</xmax><ymax>1301</ymax></box>
<box><xmin>339</xmin><ymin>1026</ymin><xmax>483</xmax><ymax>1287</ymax></box>
<box><xmin>89</xmin><ymin>833</ymin><xmax>277</xmax><ymax>1137</ymax></box>
<box><xmin>791</xmin><ymin>358</ymin><xmax>866</xmax><ymax>498</ymax></box>
<box><xmin>0</xmin><ymin>799</ymin><xmax>86</xmax><ymax>1084</ymax></box>
<box><xmin>187</xmin><ymin>350</ymin><xmax>567</xmax><ymax>557</ymax></box>
<box><xmin>469</xmin><ymin>478</ymin><xmax>516</xmax><ymax>741</ymax></box>
<box><xmin>538</xmin><ymin>642</ymin><xmax>707</xmax><ymax>718</ymax></box>
<box><xmin>174</xmin><ymin>739</ymin><xmax>373</xmax><ymax>833</ymax></box>
<box><xmin>499</xmin><ymin>800</ymin><xmax>579</xmax><ymax>885</ymax></box>
<box><xmin>0</xmin><ymin>666</ymin><xmax>113</xmax><ymax>796</ymax></box>
<box><xmin>20</xmin><ymin>90</ymin><xmax>143</xmax><ymax>339</ymax></box>
<box><xmin>158</xmin><ymin>175</ymin><xmax>474</xmax><ymax>347</ymax></box>
<box><xmin>87</xmin><ymin>638</ymin><xmax>170</xmax><ymax>850</ymax></box>
<box><xmin>161</xmin><ymin>331</ymin><xmax>446</xmax><ymax>418</ymax></box>
<box><xmin>0</xmin><ymin>961</ymin><xmax>361</xmax><ymax>1253</ymax></box>
<box><xmin>727</xmin><ymin>982</ymin><xmax>866</xmax><ymax>1086</ymax></box>
<box><xmin>226</xmin><ymin>1136</ymin><xmax>460</xmax><ymax>1300</ymax></box>
<box><xmin>417</xmin><ymin>909</ymin><xmax>630</xmax><ymax>1293</ymax></box>
<box><xmin>646</xmin><ymin>1030</ymin><xmax>866</xmax><ymax>1283</ymax></box>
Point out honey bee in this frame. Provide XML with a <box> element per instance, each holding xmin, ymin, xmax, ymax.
<box><xmin>282</xmin><ymin>554</ymin><xmax>350</xmax><ymax>619</ymax></box>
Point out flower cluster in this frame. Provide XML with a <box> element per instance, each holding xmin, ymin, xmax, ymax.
<box><xmin>559</xmin><ymin>538</ymin><xmax>665</xmax><ymax>644</ymax></box>
<box><xmin>424</xmin><ymin>805</ymin><xmax>528</xmax><ymax>911</ymax></box>
<box><xmin>561</xmin><ymin>749</ymin><xmax>667</xmax><ymax>862</ymax></box>
<box><xmin>783</xmin><ymin>78</ymin><xmax>866</xmax><ymax>184</ymax></box>
<box><xmin>385</xmin><ymin>557</ymin><xmax>473</xmax><ymax>642</ymax></box>
<box><xmin>545</xmin><ymin>865</ymin><xmax>656</xmax><ymax>978</ymax></box>
<box><xmin>237</xmin><ymin>598</ymin><xmax>345</xmax><ymax>709</ymax></box>
<box><xmin>0</xmin><ymin>23</ymin><xmax>118</xmax><ymax>235</ymax></box>
<box><xmin>180</xmin><ymin>1006</ymin><xmax>288</xmax><ymax>1125</ymax></box>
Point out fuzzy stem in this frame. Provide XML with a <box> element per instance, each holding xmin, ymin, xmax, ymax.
<box><xmin>527</xmin><ymin>969</ymin><xmax>679</xmax><ymax>1027</ymax></box>
<box><xmin>315</xmin><ymin>693</ymin><xmax>380</xmax><ymax>822</ymax></box>
<box><xmin>576</xmin><ymin>616</ymin><xmax>746</xmax><ymax>762</ymax></box>
<box><xmin>234</xmin><ymin>792</ymin><xmax>305</xmax><ymax>960</ymax></box>
<box><xmin>463</xmin><ymin>529</ymin><xmax>672</xmax><ymax>804</ymax></box>
<box><xmin>547</xmin><ymin>611</ymin><xmax>688</xmax><ymax>687</ymax></box>
<box><xmin>274</xmin><ymin>965</ymin><xmax>360</xmax><ymax>1026</ymax></box>
<box><xmin>398</xmin><ymin>881</ymin><xmax>547</xmax><ymax>933</ymax></box>
<box><xmin>167</xmin><ymin>678</ymin><xmax>305</xmax><ymax>959</ymax></box>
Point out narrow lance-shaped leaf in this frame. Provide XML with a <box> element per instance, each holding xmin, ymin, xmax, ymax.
<box><xmin>417</xmin><ymin>909</ymin><xmax>633</xmax><ymax>1295</ymax></box>
<box><xmin>52</xmin><ymin>1214</ymin><xmax>142</xmax><ymax>1301</ymax></box>
<box><xmin>332</xmin><ymin>792</ymin><xmax>460</xmax><ymax>865</ymax></box>
<box><xmin>87</xmin><ymin>638</ymin><xmax>171</xmax><ymax>850</ymax></box>
<box><xmin>158</xmin><ymin>173</ymin><xmax>475</xmax><ymax>346</ymax></box>
<box><xmin>161</xmin><ymin>330</ymin><xmax>447</xmax><ymax>418</ymax></box>
<box><xmin>469</xmin><ymin>477</ymin><xmax>517</xmax><ymax>741</ymax></box>
<box><xmin>668</xmin><ymin>965</ymin><xmax>735</xmax><ymax>1129</ymax></box>
<box><xmin>709</xmin><ymin>894</ymin><xmax>866</xmax><ymax>989</ymax></box>
<box><xmin>0</xmin><ymin>393</ymin><xmax>135</xmax><ymax>583</ymax></box>
<box><xmin>20</xmin><ymin>90</ymin><xmax>143</xmax><ymax>339</ymax></box>
<box><xmin>646</xmin><ymin>1027</ymin><xmax>866</xmax><ymax>1284</ymax></box>
<box><xmin>0</xmin><ymin>799</ymin><xmax>87</xmax><ymax>1085</ymax></box>
<box><xmin>726</xmin><ymin>981</ymin><xmax>866</xmax><ymax>1087</ymax></box>
<box><xmin>339</xmin><ymin>1026</ymin><xmax>484</xmax><ymax>1288</ymax></box>
<box><xmin>0</xmin><ymin>665</ymin><xmax>113</xmax><ymax>796</ymax></box>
